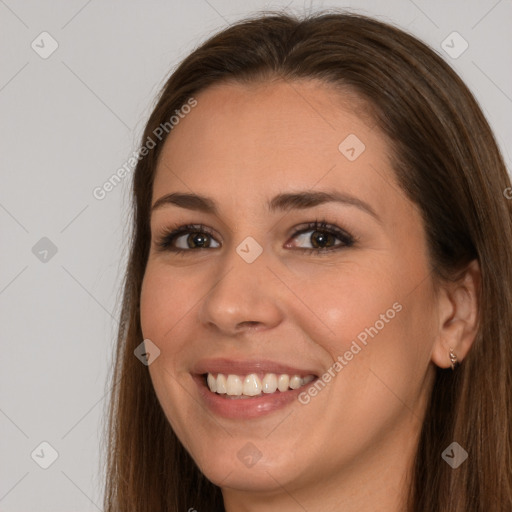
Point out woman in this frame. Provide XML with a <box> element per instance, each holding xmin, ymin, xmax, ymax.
<box><xmin>102</xmin><ymin>10</ymin><xmax>512</xmax><ymax>511</ymax></box>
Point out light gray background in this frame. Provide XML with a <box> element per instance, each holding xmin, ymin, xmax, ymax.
<box><xmin>1</xmin><ymin>0</ymin><xmax>510</xmax><ymax>510</ymax></box>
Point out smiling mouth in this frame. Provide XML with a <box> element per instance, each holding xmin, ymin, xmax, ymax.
<box><xmin>203</xmin><ymin>372</ymin><xmax>317</xmax><ymax>399</ymax></box>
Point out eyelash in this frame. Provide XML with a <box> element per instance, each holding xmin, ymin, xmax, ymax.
<box><xmin>154</xmin><ymin>219</ymin><xmax>357</xmax><ymax>256</ymax></box>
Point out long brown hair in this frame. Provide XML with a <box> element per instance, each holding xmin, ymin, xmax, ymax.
<box><xmin>101</xmin><ymin>10</ymin><xmax>512</xmax><ymax>511</ymax></box>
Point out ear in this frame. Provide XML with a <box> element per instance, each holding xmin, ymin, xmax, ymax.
<box><xmin>431</xmin><ymin>259</ymin><xmax>480</xmax><ymax>369</ymax></box>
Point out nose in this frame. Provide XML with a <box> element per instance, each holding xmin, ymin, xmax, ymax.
<box><xmin>197</xmin><ymin>242</ymin><xmax>285</xmax><ymax>336</ymax></box>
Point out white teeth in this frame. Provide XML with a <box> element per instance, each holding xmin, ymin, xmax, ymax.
<box><xmin>302</xmin><ymin>375</ymin><xmax>315</xmax><ymax>385</ymax></box>
<box><xmin>206</xmin><ymin>372</ymin><xmax>315</xmax><ymax>396</ymax></box>
<box><xmin>262</xmin><ymin>373</ymin><xmax>278</xmax><ymax>393</ymax></box>
<box><xmin>277</xmin><ymin>374</ymin><xmax>290</xmax><ymax>392</ymax></box>
<box><xmin>289</xmin><ymin>375</ymin><xmax>302</xmax><ymax>389</ymax></box>
<box><xmin>243</xmin><ymin>374</ymin><xmax>262</xmax><ymax>396</ymax></box>
<box><xmin>226</xmin><ymin>374</ymin><xmax>243</xmax><ymax>395</ymax></box>
<box><xmin>216</xmin><ymin>374</ymin><xmax>227</xmax><ymax>394</ymax></box>
<box><xmin>207</xmin><ymin>373</ymin><xmax>217</xmax><ymax>393</ymax></box>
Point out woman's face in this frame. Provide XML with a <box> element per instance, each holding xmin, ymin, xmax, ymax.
<box><xmin>140</xmin><ymin>79</ymin><xmax>440</xmax><ymax>502</ymax></box>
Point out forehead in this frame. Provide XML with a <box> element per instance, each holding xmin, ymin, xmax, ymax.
<box><xmin>153</xmin><ymin>79</ymin><xmax>397</xmax><ymax>216</ymax></box>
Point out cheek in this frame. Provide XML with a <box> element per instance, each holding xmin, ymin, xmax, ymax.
<box><xmin>292</xmin><ymin>264</ymin><xmax>401</xmax><ymax>357</ymax></box>
<box><xmin>140</xmin><ymin>263</ymin><xmax>196</xmax><ymax>344</ymax></box>
<box><xmin>139</xmin><ymin>265</ymin><xmax>199</xmax><ymax>437</ymax></box>
<box><xmin>140</xmin><ymin>268</ymin><xmax>165</xmax><ymax>342</ymax></box>
<box><xmin>296</xmin><ymin>259</ymin><xmax>436</xmax><ymax>399</ymax></box>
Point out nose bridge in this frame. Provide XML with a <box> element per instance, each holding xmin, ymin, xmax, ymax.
<box><xmin>197</xmin><ymin>235</ymin><xmax>283</xmax><ymax>334</ymax></box>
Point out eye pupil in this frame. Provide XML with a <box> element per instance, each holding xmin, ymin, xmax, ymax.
<box><xmin>188</xmin><ymin>232</ymin><xmax>210</xmax><ymax>248</ymax></box>
<box><xmin>311</xmin><ymin>231</ymin><xmax>334</xmax><ymax>248</ymax></box>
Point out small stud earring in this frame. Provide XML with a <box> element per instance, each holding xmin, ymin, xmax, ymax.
<box><xmin>449</xmin><ymin>347</ymin><xmax>458</xmax><ymax>370</ymax></box>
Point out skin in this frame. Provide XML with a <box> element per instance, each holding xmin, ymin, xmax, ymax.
<box><xmin>140</xmin><ymin>79</ymin><xmax>480</xmax><ymax>511</ymax></box>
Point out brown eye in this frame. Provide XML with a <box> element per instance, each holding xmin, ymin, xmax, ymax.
<box><xmin>310</xmin><ymin>230</ymin><xmax>337</xmax><ymax>249</ymax></box>
<box><xmin>182</xmin><ymin>232</ymin><xmax>213</xmax><ymax>249</ymax></box>
<box><xmin>156</xmin><ymin>224</ymin><xmax>220</xmax><ymax>252</ymax></box>
<box><xmin>289</xmin><ymin>221</ymin><xmax>355</xmax><ymax>253</ymax></box>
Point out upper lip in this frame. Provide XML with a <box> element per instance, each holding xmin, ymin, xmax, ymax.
<box><xmin>192</xmin><ymin>358</ymin><xmax>319</xmax><ymax>377</ymax></box>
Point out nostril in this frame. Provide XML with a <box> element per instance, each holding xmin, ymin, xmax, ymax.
<box><xmin>237</xmin><ymin>321</ymin><xmax>261</xmax><ymax>329</ymax></box>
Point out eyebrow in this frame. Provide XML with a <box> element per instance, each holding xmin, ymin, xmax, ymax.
<box><xmin>151</xmin><ymin>190</ymin><xmax>380</xmax><ymax>221</ymax></box>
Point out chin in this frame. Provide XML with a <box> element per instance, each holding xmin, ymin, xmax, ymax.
<box><xmin>192</xmin><ymin>442</ymin><xmax>300</xmax><ymax>492</ymax></box>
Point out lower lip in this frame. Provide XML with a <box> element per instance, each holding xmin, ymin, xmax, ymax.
<box><xmin>193</xmin><ymin>374</ymin><xmax>316</xmax><ymax>419</ymax></box>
